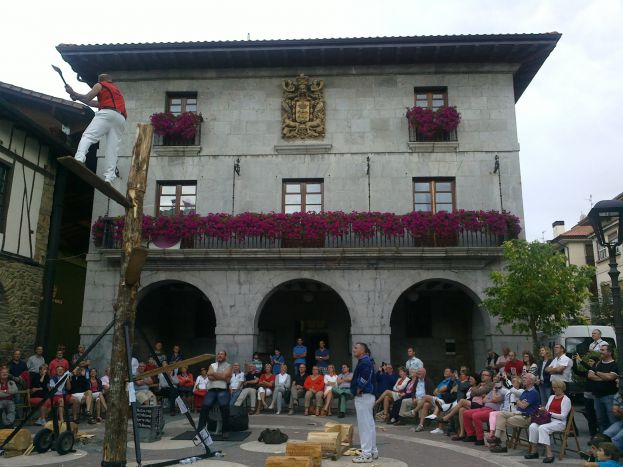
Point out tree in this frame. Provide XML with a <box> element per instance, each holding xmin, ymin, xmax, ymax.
<box><xmin>590</xmin><ymin>285</ymin><xmax>614</xmax><ymax>326</ymax></box>
<box><xmin>482</xmin><ymin>240</ymin><xmax>595</xmax><ymax>355</ymax></box>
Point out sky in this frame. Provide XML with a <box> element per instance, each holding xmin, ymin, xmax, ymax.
<box><xmin>2</xmin><ymin>0</ymin><xmax>622</xmax><ymax>241</ymax></box>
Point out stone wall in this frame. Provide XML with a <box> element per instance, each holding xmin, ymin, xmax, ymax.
<box><xmin>0</xmin><ymin>256</ymin><xmax>43</xmax><ymax>361</ymax></box>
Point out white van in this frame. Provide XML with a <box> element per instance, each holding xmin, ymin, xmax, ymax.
<box><xmin>542</xmin><ymin>325</ymin><xmax>616</xmax><ymax>356</ymax></box>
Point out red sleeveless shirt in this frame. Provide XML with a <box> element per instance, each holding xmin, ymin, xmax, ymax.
<box><xmin>97</xmin><ymin>82</ymin><xmax>127</xmax><ymax>119</ymax></box>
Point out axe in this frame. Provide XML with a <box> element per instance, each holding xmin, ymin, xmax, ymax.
<box><xmin>52</xmin><ymin>65</ymin><xmax>76</xmax><ymax>100</ymax></box>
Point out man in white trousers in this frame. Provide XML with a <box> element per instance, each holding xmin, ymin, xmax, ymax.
<box><xmin>350</xmin><ymin>342</ymin><xmax>378</xmax><ymax>463</ymax></box>
<box><xmin>65</xmin><ymin>74</ymin><xmax>127</xmax><ymax>184</ymax></box>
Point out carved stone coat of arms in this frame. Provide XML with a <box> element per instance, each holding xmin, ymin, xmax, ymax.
<box><xmin>281</xmin><ymin>74</ymin><xmax>325</xmax><ymax>139</ymax></box>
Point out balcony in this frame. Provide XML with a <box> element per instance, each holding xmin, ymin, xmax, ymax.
<box><xmin>407</xmin><ymin>126</ymin><xmax>458</xmax><ymax>153</ymax></box>
<box><xmin>151</xmin><ymin>112</ymin><xmax>202</xmax><ymax>157</ymax></box>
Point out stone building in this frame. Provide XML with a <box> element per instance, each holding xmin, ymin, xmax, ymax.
<box><xmin>0</xmin><ymin>82</ymin><xmax>92</xmax><ymax>360</ymax></box>
<box><xmin>58</xmin><ymin>33</ymin><xmax>560</xmax><ymax>375</ymax></box>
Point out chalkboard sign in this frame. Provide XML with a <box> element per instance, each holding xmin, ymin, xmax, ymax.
<box><xmin>135</xmin><ymin>405</ymin><xmax>164</xmax><ymax>442</ymax></box>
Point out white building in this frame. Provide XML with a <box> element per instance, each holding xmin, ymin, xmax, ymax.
<box><xmin>58</xmin><ymin>34</ymin><xmax>560</xmax><ymax>375</ymax></box>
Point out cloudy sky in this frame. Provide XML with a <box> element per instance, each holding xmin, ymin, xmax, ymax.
<box><xmin>2</xmin><ymin>0</ymin><xmax>621</xmax><ymax>241</ymax></box>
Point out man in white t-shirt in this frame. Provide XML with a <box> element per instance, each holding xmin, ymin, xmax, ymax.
<box><xmin>229</xmin><ymin>362</ymin><xmax>245</xmax><ymax>406</ymax></box>
<box><xmin>405</xmin><ymin>347</ymin><xmax>423</xmax><ymax>372</ymax></box>
<box><xmin>545</xmin><ymin>344</ymin><xmax>572</xmax><ymax>383</ymax></box>
<box><xmin>588</xmin><ymin>329</ymin><xmax>607</xmax><ymax>353</ymax></box>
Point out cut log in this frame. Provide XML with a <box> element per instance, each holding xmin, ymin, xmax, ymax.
<box><xmin>325</xmin><ymin>422</ymin><xmax>353</xmax><ymax>445</ymax></box>
<box><xmin>265</xmin><ymin>456</ymin><xmax>312</xmax><ymax>467</ymax></box>
<box><xmin>285</xmin><ymin>442</ymin><xmax>322</xmax><ymax>467</ymax></box>
<box><xmin>134</xmin><ymin>353</ymin><xmax>214</xmax><ymax>380</ymax></box>
<box><xmin>306</xmin><ymin>431</ymin><xmax>340</xmax><ymax>458</ymax></box>
<box><xmin>0</xmin><ymin>429</ymin><xmax>32</xmax><ymax>451</ymax></box>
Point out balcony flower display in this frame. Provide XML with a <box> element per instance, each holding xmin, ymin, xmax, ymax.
<box><xmin>406</xmin><ymin>105</ymin><xmax>461</xmax><ymax>139</ymax></box>
<box><xmin>92</xmin><ymin>210</ymin><xmax>521</xmax><ymax>247</ymax></box>
<box><xmin>149</xmin><ymin>111</ymin><xmax>203</xmax><ymax>142</ymax></box>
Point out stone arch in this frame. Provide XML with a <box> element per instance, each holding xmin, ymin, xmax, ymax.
<box><xmin>389</xmin><ymin>278</ymin><xmax>487</xmax><ymax>376</ymax></box>
<box><xmin>135</xmin><ymin>280</ymin><xmax>216</xmax><ymax>363</ymax></box>
<box><xmin>254</xmin><ymin>278</ymin><xmax>353</xmax><ymax>369</ymax></box>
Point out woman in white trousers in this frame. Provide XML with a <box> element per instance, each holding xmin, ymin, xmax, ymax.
<box><xmin>269</xmin><ymin>364</ymin><xmax>291</xmax><ymax>414</ymax></box>
<box><xmin>525</xmin><ymin>380</ymin><xmax>571</xmax><ymax>463</ymax></box>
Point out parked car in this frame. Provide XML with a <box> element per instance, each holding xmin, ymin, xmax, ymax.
<box><xmin>542</xmin><ymin>325</ymin><xmax>616</xmax><ymax>357</ymax></box>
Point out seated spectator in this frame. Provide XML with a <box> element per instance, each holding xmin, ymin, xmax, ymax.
<box><xmin>601</xmin><ymin>392</ymin><xmax>623</xmax><ymax>453</ymax></box>
<box><xmin>460</xmin><ymin>370</ymin><xmax>502</xmax><ymax>444</ymax></box>
<box><xmin>167</xmin><ymin>344</ymin><xmax>184</xmax><ymax>365</ymax></box>
<box><xmin>523</xmin><ymin>351</ymin><xmax>538</xmax><ymax>376</ymax></box>
<box><xmin>48</xmin><ymin>365</ymin><xmax>71</xmax><ymax>422</ymax></box>
<box><xmin>88</xmin><ymin>368</ymin><xmax>106</xmax><ymax>422</ymax></box>
<box><xmin>270</xmin><ymin>364</ymin><xmax>291</xmax><ymax>415</ymax></box>
<box><xmin>255</xmin><ymin>363</ymin><xmax>275</xmax><ymax>414</ymax></box>
<box><xmin>412</xmin><ymin>368</ymin><xmax>458</xmax><ymax>431</ymax></box>
<box><xmin>304</xmin><ymin>366</ymin><xmax>325</xmax><ymax>416</ymax></box>
<box><xmin>145</xmin><ymin>356</ymin><xmax>158</xmax><ymax>372</ymax></box>
<box><xmin>69</xmin><ymin>366</ymin><xmax>94</xmax><ymax>424</ymax></box>
<box><xmin>455</xmin><ymin>367</ymin><xmax>472</xmax><ymax>401</ymax></box>
<box><xmin>193</xmin><ymin>367</ymin><xmax>209</xmax><ymax>412</ymax></box>
<box><xmin>29</xmin><ymin>363</ymin><xmax>51</xmax><ymax>426</ymax></box>
<box><xmin>49</xmin><ymin>348</ymin><xmax>70</xmax><ymax>375</ymax></box>
<box><xmin>177</xmin><ymin>366</ymin><xmax>194</xmax><ymax>410</ymax></box>
<box><xmin>438</xmin><ymin>373</ymin><xmax>482</xmax><ymax>436</ymax></box>
<box><xmin>71</xmin><ymin>344</ymin><xmax>91</xmax><ymax>375</ymax></box>
<box><xmin>27</xmin><ymin>346</ymin><xmax>46</xmax><ymax>374</ymax></box>
<box><xmin>154</xmin><ymin>341</ymin><xmax>166</xmax><ymax>364</ymax></box>
<box><xmin>228</xmin><ymin>363</ymin><xmax>244</xmax><ymax>406</ymax></box>
<box><xmin>332</xmin><ymin>363</ymin><xmax>354</xmax><ymax>419</ymax></box>
<box><xmin>321</xmin><ymin>364</ymin><xmax>338</xmax><ymax>416</ymax></box>
<box><xmin>7</xmin><ymin>351</ymin><xmax>28</xmax><ymax>401</ymax></box>
<box><xmin>288</xmin><ymin>363</ymin><xmax>308</xmax><ymax>415</ymax></box>
<box><xmin>495</xmin><ymin>347</ymin><xmax>511</xmax><ymax>374</ymax></box>
<box><xmin>524</xmin><ymin>379</ymin><xmax>572</xmax><ymax>463</ymax></box>
<box><xmin>101</xmin><ymin>367</ymin><xmax>110</xmax><ymax>396</ymax></box>
<box><xmin>270</xmin><ymin>349</ymin><xmax>285</xmax><ymax>375</ymax></box>
<box><xmin>503</xmin><ymin>351</ymin><xmax>524</xmax><ymax>378</ymax></box>
<box><xmin>133</xmin><ymin>362</ymin><xmax>156</xmax><ymax>406</ymax></box>
<box><xmin>485</xmin><ymin>375</ymin><xmax>523</xmax><ymax>446</ymax></box>
<box><xmin>486</xmin><ymin>350</ymin><xmax>499</xmax><ymax>372</ymax></box>
<box><xmin>579</xmin><ymin>434</ymin><xmax>613</xmax><ymax>464</ymax></box>
<box><xmin>396</xmin><ymin>368</ymin><xmax>434</xmax><ymax>426</ymax></box>
<box><xmin>374</xmin><ymin>363</ymin><xmax>398</xmax><ymax>400</ymax></box>
<box><xmin>0</xmin><ymin>367</ymin><xmax>18</xmax><ymax>428</ymax></box>
<box><xmin>581</xmin><ymin>441</ymin><xmax>621</xmax><ymax>467</ymax></box>
<box><xmin>489</xmin><ymin>373</ymin><xmax>540</xmax><ymax>452</ymax></box>
<box><xmin>251</xmin><ymin>353</ymin><xmax>263</xmax><ymax>375</ymax></box>
<box><xmin>375</xmin><ymin>366</ymin><xmax>410</xmax><ymax>422</ymax></box>
<box><xmin>315</xmin><ymin>340</ymin><xmax>330</xmax><ymax>375</ymax></box>
<box><xmin>156</xmin><ymin>366</ymin><xmax>179</xmax><ymax>416</ymax></box>
<box><xmin>389</xmin><ymin>367</ymin><xmax>417</xmax><ymax>424</ymax></box>
<box><xmin>234</xmin><ymin>363</ymin><xmax>259</xmax><ymax>414</ymax></box>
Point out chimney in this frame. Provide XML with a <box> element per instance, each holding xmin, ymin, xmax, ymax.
<box><xmin>552</xmin><ymin>220</ymin><xmax>565</xmax><ymax>238</ymax></box>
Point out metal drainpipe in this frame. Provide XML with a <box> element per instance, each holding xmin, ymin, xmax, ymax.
<box><xmin>36</xmin><ymin>162</ymin><xmax>66</xmax><ymax>350</ymax></box>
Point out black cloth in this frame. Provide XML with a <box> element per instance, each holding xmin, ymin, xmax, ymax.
<box><xmin>29</xmin><ymin>373</ymin><xmax>50</xmax><ymax>397</ymax></box>
<box><xmin>69</xmin><ymin>375</ymin><xmax>90</xmax><ymax>394</ymax></box>
<box><xmin>293</xmin><ymin>372</ymin><xmax>308</xmax><ymax>387</ymax></box>
<box><xmin>7</xmin><ymin>360</ymin><xmax>27</xmax><ymax>378</ymax></box>
<box><xmin>243</xmin><ymin>372</ymin><xmax>258</xmax><ymax>389</ymax></box>
<box><xmin>536</xmin><ymin>359</ymin><xmax>553</xmax><ymax>385</ymax></box>
<box><xmin>592</xmin><ymin>360</ymin><xmax>619</xmax><ymax>397</ymax></box>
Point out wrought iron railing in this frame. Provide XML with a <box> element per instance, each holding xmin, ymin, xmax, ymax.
<box><xmin>99</xmin><ymin>219</ymin><xmax>507</xmax><ymax>250</ymax></box>
<box><xmin>408</xmin><ymin>126</ymin><xmax>457</xmax><ymax>142</ymax></box>
<box><xmin>153</xmin><ymin>125</ymin><xmax>201</xmax><ymax>146</ymax></box>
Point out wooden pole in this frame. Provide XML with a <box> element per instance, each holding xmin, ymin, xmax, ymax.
<box><xmin>101</xmin><ymin>124</ymin><xmax>153</xmax><ymax>467</ymax></box>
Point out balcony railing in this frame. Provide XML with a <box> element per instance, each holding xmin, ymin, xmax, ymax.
<box><xmin>153</xmin><ymin>125</ymin><xmax>201</xmax><ymax>146</ymax></box>
<box><xmin>408</xmin><ymin>126</ymin><xmax>457</xmax><ymax>142</ymax></box>
<box><xmin>99</xmin><ymin>219</ymin><xmax>507</xmax><ymax>250</ymax></box>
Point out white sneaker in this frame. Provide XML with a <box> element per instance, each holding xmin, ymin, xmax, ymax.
<box><xmin>35</xmin><ymin>418</ymin><xmax>46</xmax><ymax>426</ymax></box>
<box><xmin>430</xmin><ymin>428</ymin><xmax>444</xmax><ymax>434</ymax></box>
<box><xmin>352</xmin><ymin>455</ymin><xmax>373</xmax><ymax>463</ymax></box>
<box><xmin>425</xmin><ymin>414</ymin><xmax>438</xmax><ymax>420</ymax></box>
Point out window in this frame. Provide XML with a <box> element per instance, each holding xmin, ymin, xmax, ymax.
<box><xmin>598</xmin><ymin>232</ymin><xmax>622</xmax><ymax>261</ymax></box>
<box><xmin>156</xmin><ymin>181</ymin><xmax>197</xmax><ymax>216</ymax></box>
<box><xmin>0</xmin><ymin>162</ymin><xmax>10</xmax><ymax>233</ymax></box>
<box><xmin>413</xmin><ymin>178</ymin><xmax>455</xmax><ymax>212</ymax></box>
<box><xmin>283</xmin><ymin>180</ymin><xmax>323</xmax><ymax>213</ymax></box>
<box><xmin>414</xmin><ymin>87</ymin><xmax>448</xmax><ymax>111</ymax></box>
<box><xmin>166</xmin><ymin>93</ymin><xmax>197</xmax><ymax>116</ymax></box>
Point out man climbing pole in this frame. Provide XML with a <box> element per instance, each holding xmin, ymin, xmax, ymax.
<box><xmin>65</xmin><ymin>74</ymin><xmax>127</xmax><ymax>185</ymax></box>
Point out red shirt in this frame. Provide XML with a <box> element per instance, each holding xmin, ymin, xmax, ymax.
<box><xmin>504</xmin><ymin>359</ymin><xmax>524</xmax><ymax>376</ymax></box>
<box><xmin>548</xmin><ymin>396</ymin><xmax>563</xmax><ymax>414</ymax></box>
<box><xmin>49</xmin><ymin>358</ymin><xmax>69</xmax><ymax>374</ymax></box>
<box><xmin>304</xmin><ymin>375</ymin><xmax>324</xmax><ymax>392</ymax></box>
<box><xmin>0</xmin><ymin>381</ymin><xmax>12</xmax><ymax>400</ymax></box>
<box><xmin>259</xmin><ymin>374</ymin><xmax>275</xmax><ymax>387</ymax></box>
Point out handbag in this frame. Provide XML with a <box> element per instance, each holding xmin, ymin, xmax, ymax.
<box><xmin>258</xmin><ymin>428</ymin><xmax>288</xmax><ymax>444</ymax></box>
<box><xmin>530</xmin><ymin>409</ymin><xmax>551</xmax><ymax>425</ymax></box>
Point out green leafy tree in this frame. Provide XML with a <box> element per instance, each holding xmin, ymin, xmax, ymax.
<box><xmin>482</xmin><ymin>240</ymin><xmax>595</xmax><ymax>355</ymax></box>
<box><xmin>589</xmin><ymin>285</ymin><xmax>613</xmax><ymax>326</ymax></box>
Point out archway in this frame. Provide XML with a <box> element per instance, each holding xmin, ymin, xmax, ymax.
<box><xmin>136</xmin><ymin>281</ymin><xmax>216</xmax><ymax>363</ymax></box>
<box><xmin>256</xmin><ymin>280</ymin><xmax>351</xmax><ymax>369</ymax></box>
<box><xmin>390</xmin><ymin>279</ymin><xmax>482</xmax><ymax>377</ymax></box>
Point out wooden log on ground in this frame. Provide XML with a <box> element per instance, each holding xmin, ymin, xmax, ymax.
<box><xmin>325</xmin><ymin>422</ymin><xmax>353</xmax><ymax>446</ymax></box>
<box><xmin>0</xmin><ymin>429</ymin><xmax>32</xmax><ymax>451</ymax></box>
<box><xmin>306</xmin><ymin>431</ymin><xmax>340</xmax><ymax>458</ymax></box>
<box><xmin>265</xmin><ymin>456</ymin><xmax>313</xmax><ymax>467</ymax></box>
<box><xmin>285</xmin><ymin>442</ymin><xmax>321</xmax><ymax>467</ymax></box>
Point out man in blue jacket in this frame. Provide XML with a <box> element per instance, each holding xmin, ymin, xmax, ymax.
<box><xmin>350</xmin><ymin>342</ymin><xmax>378</xmax><ymax>463</ymax></box>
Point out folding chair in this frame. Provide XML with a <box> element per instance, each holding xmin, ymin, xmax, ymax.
<box><xmin>551</xmin><ymin>407</ymin><xmax>580</xmax><ymax>460</ymax></box>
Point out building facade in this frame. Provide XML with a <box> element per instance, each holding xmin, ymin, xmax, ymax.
<box><xmin>0</xmin><ymin>82</ymin><xmax>92</xmax><ymax>360</ymax></box>
<box><xmin>59</xmin><ymin>34</ymin><xmax>560</xmax><ymax>375</ymax></box>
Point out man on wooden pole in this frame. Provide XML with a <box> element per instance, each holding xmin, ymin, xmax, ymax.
<box><xmin>65</xmin><ymin>74</ymin><xmax>126</xmax><ymax>185</ymax></box>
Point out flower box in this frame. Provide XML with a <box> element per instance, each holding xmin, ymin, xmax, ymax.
<box><xmin>406</xmin><ymin>105</ymin><xmax>460</xmax><ymax>142</ymax></box>
<box><xmin>150</xmin><ymin>112</ymin><xmax>203</xmax><ymax>146</ymax></box>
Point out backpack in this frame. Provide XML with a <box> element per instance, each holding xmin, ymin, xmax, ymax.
<box><xmin>258</xmin><ymin>428</ymin><xmax>288</xmax><ymax>444</ymax></box>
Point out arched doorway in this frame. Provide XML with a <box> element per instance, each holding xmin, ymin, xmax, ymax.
<box><xmin>390</xmin><ymin>279</ymin><xmax>483</xmax><ymax>377</ymax></box>
<box><xmin>136</xmin><ymin>281</ymin><xmax>216</xmax><ymax>363</ymax></box>
<box><xmin>256</xmin><ymin>280</ymin><xmax>351</xmax><ymax>369</ymax></box>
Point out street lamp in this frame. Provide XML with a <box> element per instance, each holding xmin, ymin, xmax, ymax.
<box><xmin>587</xmin><ymin>199</ymin><xmax>623</xmax><ymax>389</ymax></box>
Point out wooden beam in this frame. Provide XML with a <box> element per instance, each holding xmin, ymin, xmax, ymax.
<box><xmin>57</xmin><ymin>156</ymin><xmax>130</xmax><ymax>208</ymax></box>
<box><xmin>133</xmin><ymin>353</ymin><xmax>215</xmax><ymax>380</ymax></box>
